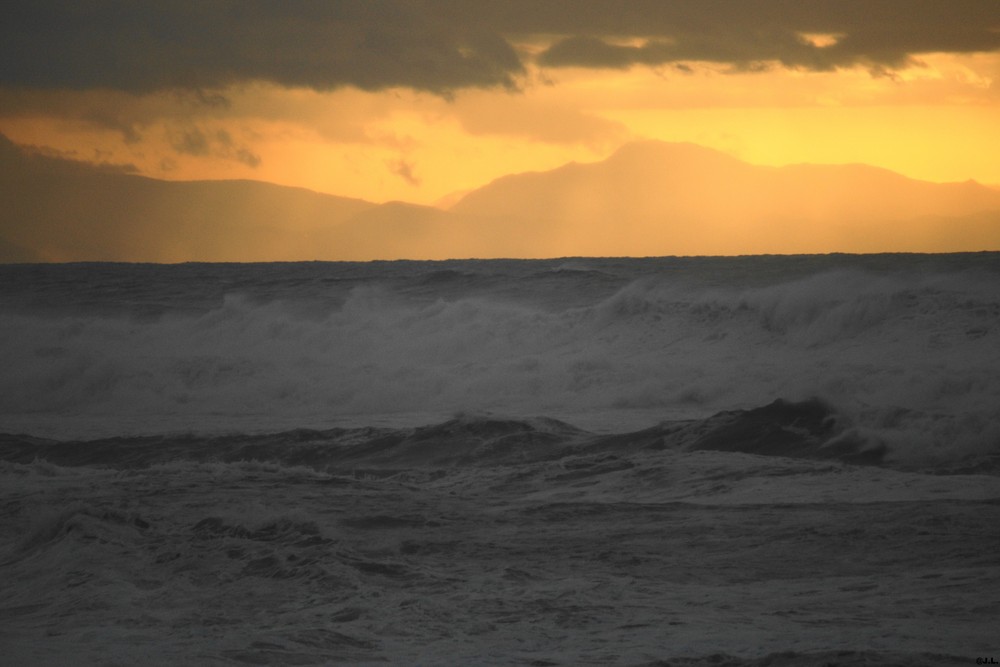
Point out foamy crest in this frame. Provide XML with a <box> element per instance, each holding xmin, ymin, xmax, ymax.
<box><xmin>1</xmin><ymin>259</ymin><xmax>998</xmax><ymax>465</ymax></box>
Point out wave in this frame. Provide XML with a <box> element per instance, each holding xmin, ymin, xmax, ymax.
<box><xmin>5</xmin><ymin>502</ymin><xmax>152</xmax><ymax>564</ymax></box>
<box><xmin>3</xmin><ymin>395</ymin><xmax>997</xmax><ymax>665</ymax></box>
<box><xmin>4</xmin><ymin>400</ymin><xmax>997</xmax><ymax>473</ymax></box>
<box><xmin>0</xmin><ymin>257</ymin><xmax>998</xmax><ymax>464</ymax></box>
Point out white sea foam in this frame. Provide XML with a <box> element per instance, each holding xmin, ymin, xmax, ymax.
<box><xmin>0</xmin><ymin>257</ymin><xmax>998</xmax><ymax>464</ymax></box>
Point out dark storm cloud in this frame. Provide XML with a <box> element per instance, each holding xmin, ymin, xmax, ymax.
<box><xmin>537</xmin><ymin>33</ymin><xmax>850</xmax><ymax>73</ymax></box>
<box><xmin>531</xmin><ymin>0</ymin><xmax>1000</xmax><ymax>71</ymax></box>
<box><xmin>0</xmin><ymin>0</ymin><xmax>524</xmax><ymax>94</ymax></box>
<box><xmin>2</xmin><ymin>0</ymin><xmax>998</xmax><ymax>94</ymax></box>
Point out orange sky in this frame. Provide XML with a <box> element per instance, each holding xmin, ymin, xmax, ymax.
<box><xmin>3</xmin><ymin>2</ymin><xmax>999</xmax><ymax>205</ymax></box>
<box><xmin>1</xmin><ymin>1</ymin><xmax>999</xmax><ymax>261</ymax></box>
<box><xmin>3</xmin><ymin>50</ymin><xmax>999</xmax><ymax>207</ymax></box>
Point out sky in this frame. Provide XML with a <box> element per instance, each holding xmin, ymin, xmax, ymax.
<box><xmin>1</xmin><ymin>0</ymin><xmax>999</xmax><ymax>210</ymax></box>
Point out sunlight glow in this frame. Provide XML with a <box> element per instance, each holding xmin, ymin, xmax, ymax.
<box><xmin>2</xmin><ymin>53</ymin><xmax>998</xmax><ymax>211</ymax></box>
<box><xmin>797</xmin><ymin>33</ymin><xmax>843</xmax><ymax>48</ymax></box>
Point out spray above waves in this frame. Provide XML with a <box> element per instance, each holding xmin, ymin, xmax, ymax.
<box><xmin>0</xmin><ymin>256</ymin><xmax>998</xmax><ymax>464</ymax></box>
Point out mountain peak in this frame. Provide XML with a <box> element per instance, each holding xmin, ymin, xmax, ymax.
<box><xmin>606</xmin><ymin>139</ymin><xmax>738</xmax><ymax>163</ymax></box>
<box><xmin>448</xmin><ymin>138</ymin><xmax>1000</xmax><ymax>255</ymax></box>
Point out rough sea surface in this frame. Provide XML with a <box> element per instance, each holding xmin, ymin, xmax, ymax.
<box><xmin>1</xmin><ymin>254</ymin><xmax>998</xmax><ymax>665</ymax></box>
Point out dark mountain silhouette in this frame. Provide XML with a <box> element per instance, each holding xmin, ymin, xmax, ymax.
<box><xmin>3</xmin><ymin>134</ymin><xmax>999</xmax><ymax>261</ymax></box>
<box><xmin>0</xmin><ymin>134</ymin><xmax>375</xmax><ymax>262</ymax></box>
<box><xmin>450</xmin><ymin>140</ymin><xmax>1000</xmax><ymax>255</ymax></box>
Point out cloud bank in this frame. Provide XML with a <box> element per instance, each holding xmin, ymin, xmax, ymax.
<box><xmin>2</xmin><ymin>1</ymin><xmax>522</xmax><ymax>94</ymax></box>
<box><xmin>532</xmin><ymin>0</ymin><xmax>1000</xmax><ymax>72</ymax></box>
<box><xmin>3</xmin><ymin>1</ymin><xmax>998</xmax><ymax>95</ymax></box>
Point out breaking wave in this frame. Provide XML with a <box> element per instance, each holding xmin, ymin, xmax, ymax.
<box><xmin>0</xmin><ymin>256</ymin><xmax>998</xmax><ymax>466</ymax></box>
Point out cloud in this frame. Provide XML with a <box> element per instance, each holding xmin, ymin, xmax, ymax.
<box><xmin>234</xmin><ymin>147</ymin><xmax>261</xmax><ymax>169</ymax></box>
<box><xmin>0</xmin><ymin>1</ymin><xmax>523</xmax><ymax>94</ymax></box>
<box><xmin>537</xmin><ymin>33</ymin><xmax>856</xmax><ymax>74</ymax></box>
<box><xmin>533</xmin><ymin>1</ymin><xmax>1000</xmax><ymax>73</ymax></box>
<box><xmin>538</xmin><ymin>37</ymin><xmax>680</xmax><ymax>70</ymax></box>
<box><xmin>388</xmin><ymin>158</ymin><xmax>421</xmax><ymax>187</ymax></box>
<box><xmin>166</xmin><ymin>125</ymin><xmax>261</xmax><ymax>167</ymax></box>
<box><xmin>169</xmin><ymin>127</ymin><xmax>211</xmax><ymax>157</ymax></box>
<box><xmin>2</xmin><ymin>1</ymin><xmax>997</xmax><ymax>96</ymax></box>
<box><xmin>8</xmin><ymin>139</ymin><xmax>139</xmax><ymax>174</ymax></box>
<box><xmin>0</xmin><ymin>87</ymin><xmax>238</xmax><ymax>147</ymax></box>
<box><xmin>215</xmin><ymin>128</ymin><xmax>262</xmax><ymax>168</ymax></box>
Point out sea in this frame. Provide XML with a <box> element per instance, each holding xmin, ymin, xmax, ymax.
<box><xmin>1</xmin><ymin>254</ymin><xmax>998</xmax><ymax>665</ymax></box>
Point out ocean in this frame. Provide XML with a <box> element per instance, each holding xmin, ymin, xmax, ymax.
<box><xmin>2</xmin><ymin>254</ymin><xmax>998</xmax><ymax>665</ymax></box>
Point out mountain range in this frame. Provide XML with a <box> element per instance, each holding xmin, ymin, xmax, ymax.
<box><xmin>3</xmin><ymin>133</ymin><xmax>999</xmax><ymax>262</ymax></box>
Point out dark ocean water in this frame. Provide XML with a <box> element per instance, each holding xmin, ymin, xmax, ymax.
<box><xmin>2</xmin><ymin>254</ymin><xmax>999</xmax><ymax>665</ymax></box>
<box><xmin>1</xmin><ymin>253</ymin><xmax>998</xmax><ymax>467</ymax></box>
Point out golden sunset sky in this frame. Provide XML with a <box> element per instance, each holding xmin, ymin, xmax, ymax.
<box><xmin>2</xmin><ymin>1</ymin><xmax>999</xmax><ymax>260</ymax></box>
